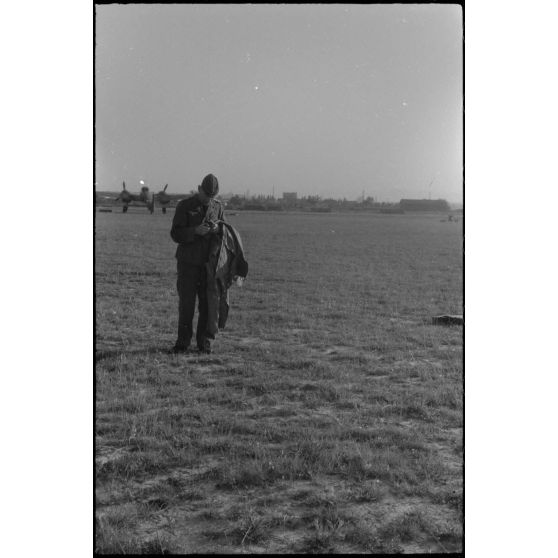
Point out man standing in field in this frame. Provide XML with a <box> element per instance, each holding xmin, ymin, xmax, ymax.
<box><xmin>170</xmin><ymin>173</ymin><xmax>224</xmax><ymax>354</ymax></box>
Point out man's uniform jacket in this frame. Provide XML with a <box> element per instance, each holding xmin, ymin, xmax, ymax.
<box><xmin>170</xmin><ymin>195</ymin><xmax>225</xmax><ymax>264</ymax></box>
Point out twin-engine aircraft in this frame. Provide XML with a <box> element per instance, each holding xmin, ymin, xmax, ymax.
<box><xmin>116</xmin><ymin>182</ymin><xmax>171</xmax><ymax>214</ymax></box>
<box><xmin>156</xmin><ymin>184</ymin><xmax>171</xmax><ymax>213</ymax></box>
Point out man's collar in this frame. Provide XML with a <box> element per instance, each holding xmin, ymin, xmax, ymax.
<box><xmin>196</xmin><ymin>193</ymin><xmax>213</xmax><ymax>207</ymax></box>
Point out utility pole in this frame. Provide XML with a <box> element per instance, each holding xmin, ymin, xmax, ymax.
<box><xmin>427</xmin><ymin>176</ymin><xmax>435</xmax><ymax>200</ymax></box>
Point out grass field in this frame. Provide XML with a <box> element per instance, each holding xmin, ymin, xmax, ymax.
<box><xmin>95</xmin><ymin>209</ymin><xmax>463</xmax><ymax>554</ymax></box>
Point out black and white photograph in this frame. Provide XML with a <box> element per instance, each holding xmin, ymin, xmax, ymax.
<box><xmin>10</xmin><ymin>1</ymin><xmax>558</xmax><ymax>557</ymax></box>
<box><xmin>94</xmin><ymin>3</ymin><xmax>463</xmax><ymax>554</ymax></box>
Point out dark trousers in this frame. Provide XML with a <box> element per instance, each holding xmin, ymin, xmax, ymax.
<box><xmin>176</xmin><ymin>262</ymin><xmax>214</xmax><ymax>348</ymax></box>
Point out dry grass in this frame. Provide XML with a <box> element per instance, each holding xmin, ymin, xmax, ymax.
<box><xmin>95</xmin><ymin>209</ymin><xmax>463</xmax><ymax>553</ymax></box>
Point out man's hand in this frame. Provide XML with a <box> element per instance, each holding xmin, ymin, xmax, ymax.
<box><xmin>194</xmin><ymin>223</ymin><xmax>211</xmax><ymax>236</ymax></box>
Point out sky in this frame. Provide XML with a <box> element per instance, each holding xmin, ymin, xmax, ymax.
<box><xmin>95</xmin><ymin>4</ymin><xmax>463</xmax><ymax>202</ymax></box>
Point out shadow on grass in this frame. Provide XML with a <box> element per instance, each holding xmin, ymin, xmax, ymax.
<box><xmin>95</xmin><ymin>346</ymin><xmax>173</xmax><ymax>362</ymax></box>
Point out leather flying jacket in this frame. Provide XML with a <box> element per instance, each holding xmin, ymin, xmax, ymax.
<box><xmin>205</xmin><ymin>222</ymin><xmax>249</xmax><ymax>336</ymax></box>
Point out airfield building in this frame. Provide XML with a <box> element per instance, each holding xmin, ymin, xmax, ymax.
<box><xmin>281</xmin><ymin>192</ymin><xmax>298</xmax><ymax>208</ymax></box>
<box><xmin>399</xmin><ymin>198</ymin><xmax>451</xmax><ymax>212</ymax></box>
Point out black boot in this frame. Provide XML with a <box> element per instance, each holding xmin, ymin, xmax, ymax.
<box><xmin>172</xmin><ymin>330</ymin><xmax>191</xmax><ymax>354</ymax></box>
<box><xmin>197</xmin><ymin>338</ymin><xmax>211</xmax><ymax>354</ymax></box>
<box><xmin>171</xmin><ymin>342</ymin><xmax>191</xmax><ymax>354</ymax></box>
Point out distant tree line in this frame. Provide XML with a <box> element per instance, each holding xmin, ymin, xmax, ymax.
<box><xmin>227</xmin><ymin>195</ymin><xmax>453</xmax><ymax>213</ymax></box>
<box><xmin>225</xmin><ymin>194</ymin><xmax>411</xmax><ymax>213</ymax></box>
